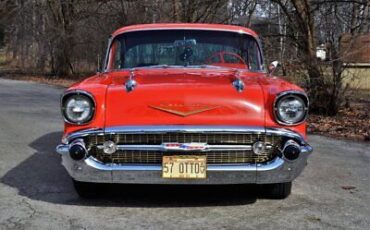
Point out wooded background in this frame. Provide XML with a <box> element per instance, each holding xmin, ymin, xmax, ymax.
<box><xmin>0</xmin><ymin>0</ymin><xmax>369</xmax><ymax>115</ymax></box>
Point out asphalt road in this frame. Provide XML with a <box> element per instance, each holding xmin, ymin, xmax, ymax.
<box><xmin>0</xmin><ymin>78</ymin><xmax>369</xmax><ymax>230</ymax></box>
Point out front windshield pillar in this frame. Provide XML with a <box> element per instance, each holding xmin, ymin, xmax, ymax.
<box><xmin>103</xmin><ymin>35</ymin><xmax>113</xmax><ymax>72</ymax></box>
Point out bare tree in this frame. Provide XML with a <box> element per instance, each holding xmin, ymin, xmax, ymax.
<box><xmin>269</xmin><ymin>0</ymin><xmax>369</xmax><ymax>115</ymax></box>
<box><xmin>1</xmin><ymin>0</ymin><xmax>368</xmax><ymax>116</ymax></box>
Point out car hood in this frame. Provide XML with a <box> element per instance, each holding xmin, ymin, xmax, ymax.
<box><xmin>104</xmin><ymin>69</ymin><xmax>265</xmax><ymax>127</ymax></box>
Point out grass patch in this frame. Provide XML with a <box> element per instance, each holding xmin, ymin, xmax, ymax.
<box><xmin>342</xmin><ymin>67</ymin><xmax>370</xmax><ymax>90</ymax></box>
<box><xmin>0</xmin><ymin>74</ymin><xmax>82</xmax><ymax>88</ymax></box>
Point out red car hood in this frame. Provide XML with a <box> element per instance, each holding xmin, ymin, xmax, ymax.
<box><xmin>104</xmin><ymin>69</ymin><xmax>265</xmax><ymax>127</ymax></box>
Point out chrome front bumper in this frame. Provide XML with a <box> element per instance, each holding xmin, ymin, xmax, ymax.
<box><xmin>56</xmin><ymin>125</ymin><xmax>313</xmax><ymax>184</ymax></box>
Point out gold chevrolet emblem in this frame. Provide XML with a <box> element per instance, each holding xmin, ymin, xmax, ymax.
<box><xmin>149</xmin><ymin>103</ymin><xmax>219</xmax><ymax>117</ymax></box>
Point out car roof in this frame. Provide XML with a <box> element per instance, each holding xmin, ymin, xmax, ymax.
<box><xmin>111</xmin><ymin>23</ymin><xmax>258</xmax><ymax>38</ymax></box>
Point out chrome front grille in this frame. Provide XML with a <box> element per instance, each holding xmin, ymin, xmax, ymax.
<box><xmin>84</xmin><ymin>133</ymin><xmax>282</xmax><ymax>164</ymax></box>
<box><xmin>86</xmin><ymin>133</ymin><xmax>277</xmax><ymax>145</ymax></box>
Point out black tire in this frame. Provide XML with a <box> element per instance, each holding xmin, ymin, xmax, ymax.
<box><xmin>72</xmin><ymin>179</ymin><xmax>101</xmax><ymax>198</ymax></box>
<box><xmin>263</xmin><ymin>182</ymin><xmax>292</xmax><ymax>199</ymax></box>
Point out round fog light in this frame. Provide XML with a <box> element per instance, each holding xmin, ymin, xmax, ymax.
<box><xmin>252</xmin><ymin>141</ymin><xmax>266</xmax><ymax>155</ymax></box>
<box><xmin>103</xmin><ymin>141</ymin><xmax>117</xmax><ymax>154</ymax></box>
<box><xmin>283</xmin><ymin>140</ymin><xmax>301</xmax><ymax>161</ymax></box>
<box><xmin>283</xmin><ymin>145</ymin><xmax>300</xmax><ymax>160</ymax></box>
<box><xmin>69</xmin><ymin>144</ymin><xmax>87</xmax><ymax>161</ymax></box>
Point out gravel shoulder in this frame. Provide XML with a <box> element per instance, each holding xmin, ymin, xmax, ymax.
<box><xmin>0</xmin><ymin>79</ymin><xmax>369</xmax><ymax>230</ymax></box>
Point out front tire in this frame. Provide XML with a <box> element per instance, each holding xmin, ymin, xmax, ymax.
<box><xmin>263</xmin><ymin>182</ymin><xmax>292</xmax><ymax>199</ymax></box>
<box><xmin>72</xmin><ymin>179</ymin><xmax>101</xmax><ymax>198</ymax></box>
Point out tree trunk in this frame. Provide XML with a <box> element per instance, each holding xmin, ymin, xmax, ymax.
<box><xmin>290</xmin><ymin>0</ymin><xmax>328</xmax><ymax>113</ymax></box>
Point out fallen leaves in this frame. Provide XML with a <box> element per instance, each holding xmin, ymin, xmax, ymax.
<box><xmin>308</xmin><ymin>102</ymin><xmax>370</xmax><ymax>141</ymax></box>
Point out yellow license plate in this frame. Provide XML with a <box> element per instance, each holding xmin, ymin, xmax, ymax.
<box><xmin>162</xmin><ymin>155</ymin><xmax>207</xmax><ymax>179</ymax></box>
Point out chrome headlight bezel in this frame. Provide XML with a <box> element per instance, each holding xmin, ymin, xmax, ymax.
<box><xmin>273</xmin><ymin>91</ymin><xmax>309</xmax><ymax>126</ymax></box>
<box><xmin>61</xmin><ymin>90</ymin><xmax>96</xmax><ymax>125</ymax></box>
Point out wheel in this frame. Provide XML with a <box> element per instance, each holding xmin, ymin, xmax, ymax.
<box><xmin>72</xmin><ymin>179</ymin><xmax>101</xmax><ymax>198</ymax></box>
<box><xmin>263</xmin><ymin>182</ymin><xmax>292</xmax><ymax>199</ymax></box>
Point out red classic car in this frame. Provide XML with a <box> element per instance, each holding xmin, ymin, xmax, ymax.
<box><xmin>56</xmin><ymin>23</ymin><xmax>312</xmax><ymax>198</ymax></box>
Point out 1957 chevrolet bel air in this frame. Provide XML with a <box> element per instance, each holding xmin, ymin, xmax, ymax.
<box><xmin>56</xmin><ymin>23</ymin><xmax>312</xmax><ymax>198</ymax></box>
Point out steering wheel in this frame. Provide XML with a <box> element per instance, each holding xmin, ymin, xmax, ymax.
<box><xmin>205</xmin><ymin>51</ymin><xmax>247</xmax><ymax>68</ymax></box>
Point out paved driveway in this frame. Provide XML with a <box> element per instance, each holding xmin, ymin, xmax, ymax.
<box><xmin>0</xmin><ymin>79</ymin><xmax>369</xmax><ymax>230</ymax></box>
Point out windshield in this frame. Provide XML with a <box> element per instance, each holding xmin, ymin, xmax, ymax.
<box><xmin>107</xmin><ymin>30</ymin><xmax>263</xmax><ymax>71</ymax></box>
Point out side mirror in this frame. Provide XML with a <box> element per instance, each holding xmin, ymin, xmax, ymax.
<box><xmin>268</xmin><ymin>61</ymin><xmax>280</xmax><ymax>76</ymax></box>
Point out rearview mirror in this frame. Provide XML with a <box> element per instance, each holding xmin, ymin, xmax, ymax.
<box><xmin>173</xmin><ymin>39</ymin><xmax>197</xmax><ymax>47</ymax></box>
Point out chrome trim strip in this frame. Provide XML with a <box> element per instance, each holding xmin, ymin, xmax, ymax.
<box><xmin>85</xmin><ymin>157</ymin><xmax>162</xmax><ymax>171</ymax></box>
<box><xmin>66</xmin><ymin>128</ymin><xmax>104</xmax><ymax>143</ymax></box>
<box><xmin>256</xmin><ymin>157</ymin><xmax>285</xmax><ymax>171</ymax></box>
<box><xmin>301</xmin><ymin>145</ymin><xmax>313</xmax><ymax>154</ymax></box>
<box><xmin>105</xmin><ymin>125</ymin><xmax>266</xmax><ymax>134</ymax></box>
<box><xmin>56</xmin><ymin>144</ymin><xmax>69</xmax><ymax>155</ymax></box>
<box><xmin>265</xmin><ymin>127</ymin><xmax>307</xmax><ymax>145</ymax></box>
<box><xmin>206</xmin><ymin>144</ymin><xmax>253</xmax><ymax>151</ymax></box>
<box><xmin>63</xmin><ymin>125</ymin><xmax>307</xmax><ymax>145</ymax></box>
<box><xmin>96</xmin><ymin>144</ymin><xmax>255</xmax><ymax>152</ymax></box>
<box><xmin>105</xmin><ymin>28</ymin><xmax>264</xmax><ymax>74</ymax></box>
<box><xmin>103</xmin><ymin>35</ymin><xmax>113</xmax><ymax>72</ymax></box>
<box><xmin>113</xmin><ymin>27</ymin><xmax>255</xmax><ymax>38</ymax></box>
<box><xmin>98</xmin><ymin>144</ymin><xmax>162</xmax><ymax>152</ymax></box>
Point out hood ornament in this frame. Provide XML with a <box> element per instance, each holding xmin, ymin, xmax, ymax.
<box><xmin>149</xmin><ymin>104</ymin><xmax>219</xmax><ymax>117</ymax></box>
<box><xmin>125</xmin><ymin>69</ymin><xmax>137</xmax><ymax>92</ymax></box>
<box><xmin>232</xmin><ymin>70</ymin><xmax>245</xmax><ymax>92</ymax></box>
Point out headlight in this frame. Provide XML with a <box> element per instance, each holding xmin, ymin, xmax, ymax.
<box><xmin>274</xmin><ymin>92</ymin><xmax>308</xmax><ymax>125</ymax></box>
<box><xmin>62</xmin><ymin>91</ymin><xmax>95</xmax><ymax>124</ymax></box>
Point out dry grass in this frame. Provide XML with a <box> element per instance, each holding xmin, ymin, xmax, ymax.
<box><xmin>0</xmin><ymin>51</ymin><xmax>86</xmax><ymax>87</ymax></box>
<box><xmin>0</xmin><ymin>74</ymin><xmax>81</xmax><ymax>87</ymax></box>
<box><xmin>342</xmin><ymin>67</ymin><xmax>370</xmax><ymax>90</ymax></box>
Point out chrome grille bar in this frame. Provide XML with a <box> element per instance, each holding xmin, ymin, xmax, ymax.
<box><xmin>87</xmin><ymin>133</ymin><xmax>278</xmax><ymax>145</ymax></box>
<box><xmin>95</xmin><ymin>144</ymin><xmax>265</xmax><ymax>152</ymax></box>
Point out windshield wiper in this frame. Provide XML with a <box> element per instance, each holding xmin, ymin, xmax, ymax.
<box><xmin>132</xmin><ymin>64</ymin><xmax>226</xmax><ymax>70</ymax></box>
<box><xmin>189</xmin><ymin>65</ymin><xmax>224</xmax><ymax>69</ymax></box>
<box><xmin>135</xmin><ymin>64</ymin><xmax>183</xmax><ymax>69</ymax></box>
